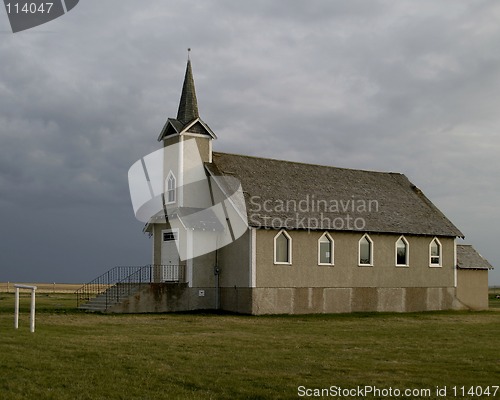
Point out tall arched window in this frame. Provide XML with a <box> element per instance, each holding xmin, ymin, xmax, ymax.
<box><xmin>396</xmin><ymin>236</ymin><xmax>409</xmax><ymax>266</ymax></box>
<box><xmin>274</xmin><ymin>230</ymin><xmax>292</xmax><ymax>264</ymax></box>
<box><xmin>430</xmin><ymin>238</ymin><xmax>441</xmax><ymax>267</ymax></box>
<box><xmin>318</xmin><ymin>232</ymin><xmax>334</xmax><ymax>265</ymax></box>
<box><xmin>166</xmin><ymin>172</ymin><xmax>176</xmax><ymax>204</ymax></box>
<box><xmin>359</xmin><ymin>234</ymin><xmax>373</xmax><ymax>266</ymax></box>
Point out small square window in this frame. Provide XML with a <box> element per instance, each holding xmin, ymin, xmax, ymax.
<box><xmin>163</xmin><ymin>231</ymin><xmax>177</xmax><ymax>241</ymax></box>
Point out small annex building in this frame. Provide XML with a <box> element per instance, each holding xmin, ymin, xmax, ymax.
<box><xmin>456</xmin><ymin>245</ymin><xmax>493</xmax><ymax>310</ymax></box>
<box><xmin>80</xmin><ymin>58</ymin><xmax>492</xmax><ymax>314</ymax></box>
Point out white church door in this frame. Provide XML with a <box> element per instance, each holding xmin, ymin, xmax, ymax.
<box><xmin>161</xmin><ymin>229</ymin><xmax>180</xmax><ymax>281</ymax></box>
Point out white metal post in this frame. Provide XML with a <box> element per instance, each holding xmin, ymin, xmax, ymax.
<box><xmin>30</xmin><ymin>288</ymin><xmax>36</xmax><ymax>333</ymax></box>
<box><xmin>14</xmin><ymin>287</ymin><xmax>19</xmax><ymax>329</ymax></box>
<box><xmin>14</xmin><ymin>284</ymin><xmax>37</xmax><ymax>333</ymax></box>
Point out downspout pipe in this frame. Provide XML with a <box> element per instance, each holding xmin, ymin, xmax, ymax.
<box><xmin>214</xmin><ymin>248</ymin><xmax>220</xmax><ymax>310</ymax></box>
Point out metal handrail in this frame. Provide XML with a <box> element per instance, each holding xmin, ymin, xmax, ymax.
<box><xmin>107</xmin><ymin>265</ymin><xmax>153</xmax><ymax>309</ymax></box>
<box><xmin>152</xmin><ymin>264</ymin><xmax>186</xmax><ymax>283</ymax></box>
<box><xmin>75</xmin><ymin>266</ymin><xmax>145</xmax><ymax>307</ymax></box>
<box><xmin>76</xmin><ymin>264</ymin><xmax>187</xmax><ymax>309</ymax></box>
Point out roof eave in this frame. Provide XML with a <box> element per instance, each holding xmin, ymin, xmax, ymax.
<box><xmin>247</xmin><ymin>223</ymin><xmax>462</xmax><ymax>237</ymax></box>
<box><xmin>143</xmin><ymin>222</ymin><xmax>152</xmax><ymax>233</ymax></box>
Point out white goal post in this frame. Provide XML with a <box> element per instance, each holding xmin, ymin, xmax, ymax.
<box><xmin>14</xmin><ymin>284</ymin><xmax>37</xmax><ymax>333</ymax></box>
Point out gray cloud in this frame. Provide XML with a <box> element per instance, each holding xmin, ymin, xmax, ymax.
<box><xmin>0</xmin><ymin>0</ymin><xmax>498</xmax><ymax>284</ymax></box>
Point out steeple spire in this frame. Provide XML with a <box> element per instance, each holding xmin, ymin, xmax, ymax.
<box><xmin>176</xmin><ymin>54</ymin><xmax>199</xmax><ymax>125</ymax></box>
<box><xmin>158</xmin><ymin>52</ymin><xmax>217</xmax><ymax>145</ymax></box>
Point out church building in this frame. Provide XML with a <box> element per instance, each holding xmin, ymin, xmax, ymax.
<box><xmin>79</xmin><ymin>58</ymin><xmax>492</xmax><ymax>314</ymax></box>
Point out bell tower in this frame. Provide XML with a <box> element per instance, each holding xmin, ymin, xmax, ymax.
<box><xmin>157</xmin><ymin>52</ymin><xmax>217</xmax><ymax>209</ymax></box>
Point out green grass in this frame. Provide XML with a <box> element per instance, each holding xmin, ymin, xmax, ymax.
<box><xmin>0</xmin><ymin>294</ymin><xmax>499</xmax><ymax>399</ymax></box>
<box><xmin>489</xmin><ymin>296</ymin><xmax>500</xmax><ymax>309</ymax></box>
<box><xmin>490</xmin><ymin>290</ymin><xmax>500</xmax><ymax>309</ymax></box>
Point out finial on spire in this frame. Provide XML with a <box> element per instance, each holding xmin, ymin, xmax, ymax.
<box><xmin>187</xmin><ymin>48</ymin><xmax>191</xmax><ymax>60</ymax></box>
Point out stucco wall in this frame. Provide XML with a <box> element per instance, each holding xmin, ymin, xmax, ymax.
<box><xmin>163</xmin><ymin>135</ymin><xmax>180</xmax><ymax>148</ymax></box>
<box><xmin>191</xmin><ymin>250</ymin><xmax>217</xmax><ymax>288</ymax></box>
<box><xmin>255</xmin><ymin>230</ymin><xmax>455</xmax><ymax>289</ymax></box>
<box><xmin>456</xmin><ymin>269</ymin><xmax>489</xmax><ymax>310</ymax></box>
<box><xmin>220</xmin><ymin>287</ymin><xmax>253</xmax><ymax>314</ymax></box>
<box><xmin>163</xmin><ymin>135</ymin><xmax>210</xmax><ymax>162</ymax></box>
<box><xmin>218</xmin><ymin>229</ymin><xmax>250</xmax><ymax>288</ymax></box>
<box><xmin>109</xmin><ymin>284</ymin><xmax>464</xmax><ymax>315</ymax></box>
<box><xmin>148</xmin><ymin>224</ymin><xmax>465</xmax><ymax>314</ymax></box>
<box><xmin>152</xmin><ymin>223</ymin><xmax>166</xmax><ymax>266</ymax></box>
<box><xmin>250</xmin><ymin>286</ymin><xmax>460</xmax><ymax>315</ymax></box>
<box><xmin>194</xmin><ymin>136</ymin><xmax>211</xmax><ymax>163</ymax></box>
<box><xmin>109</xmin><ymin>283</ymin><xmax>217</xmax><ymax>313</ymax></box>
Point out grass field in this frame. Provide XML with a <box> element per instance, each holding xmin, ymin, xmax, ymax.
<box><xmin>0</xmin><ymin>282</ymin><xmax>84</xmax><ymax>293</ymax></box>
<box><xmin>0</xmin><ymin>294</ymin><xmax>498</xmax><ymax>400</ymax></box>
<box><xmin>490</xmin><ymin>288</ymin><xmax>500</xmax><ymax>309</ymax></box>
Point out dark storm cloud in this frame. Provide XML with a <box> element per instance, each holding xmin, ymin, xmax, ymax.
<box><xmin>0</xmin><ymin>0</ymin><xmax>498</xmax><ymax>283</ymax></box>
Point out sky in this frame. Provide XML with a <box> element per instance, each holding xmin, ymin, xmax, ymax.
<box><xmin>0</xmin><ymin>0</ymin><xmax>499</xmax><ymax>285</ymax></box>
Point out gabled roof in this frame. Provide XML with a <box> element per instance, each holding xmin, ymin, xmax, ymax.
<box><xmin>457</xmin><ymin>245</ymin><xmax>493</xmax><ymax>270</ymax></box>
<box><xmin>158</xmin><ymin>59</ymin><xmax>216</xmax><ymax>141</ymax></box>
<box><xmin>207</xmin><ymin>152</ymin><xmax>464</xmax><ymax>237</ymax></box>
<box><xmin>158</xmin><ymin>117</ymin><xmax>217</xmax><ymax>141</ymax></box>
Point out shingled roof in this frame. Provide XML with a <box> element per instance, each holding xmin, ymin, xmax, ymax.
<box><xmin>158</xmin><ymin>59</ymin><xmax>216</xmax><ymax>141</ymax></box>
<box><xmin>456</xmin><ymin>245</ymin><xmax>493</xmax><ymax>270</ymax></box>
<box><xmin>207</xmin><ymin>152</ymin><xmax>464</xmax><ymax>237</ymax></box>
<box><xmin>176</xmin><ymin>59</ymin><xmax>199</xmax><ymax>125</ymax></box>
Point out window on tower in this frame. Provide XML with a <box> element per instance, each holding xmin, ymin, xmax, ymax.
<box><xmin>166</xmin><ymin>172</ymin><xmax>176</xmax><ymax>204</ymax></box>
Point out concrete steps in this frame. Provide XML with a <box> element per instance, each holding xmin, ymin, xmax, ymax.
<box><xmin>78</xmin><ymin>284</ymin><xmax>141</xmax><ymax>312</ymax></box>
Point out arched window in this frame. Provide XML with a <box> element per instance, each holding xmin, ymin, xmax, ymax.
<box><xmin>359</xmin><ymin>234</ymin><xmax>373</xmax><ymax>266</ymax></box>
<box><xmin>430</xmin><ymin>238</ymin><xmax>441</xmax><ymax>267</ymax></box>
<box><xmin>396</xmin><ymin>236</ymin><xmax>409</xmax><ymax>266</ymax></box>
<box><xmin>274</xmin><ymin>230</ymin><xmax>292</xmax><ymax>264</ymax></box>
<box><xmin>318</xmin><ymin>232</ymin><xmax>334</xmax><ymax>265</ymax></box>
<box><xmin>166</xmin><ymin>171</ymin><xmax>176</xmax><ymax>204</ymax></box>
